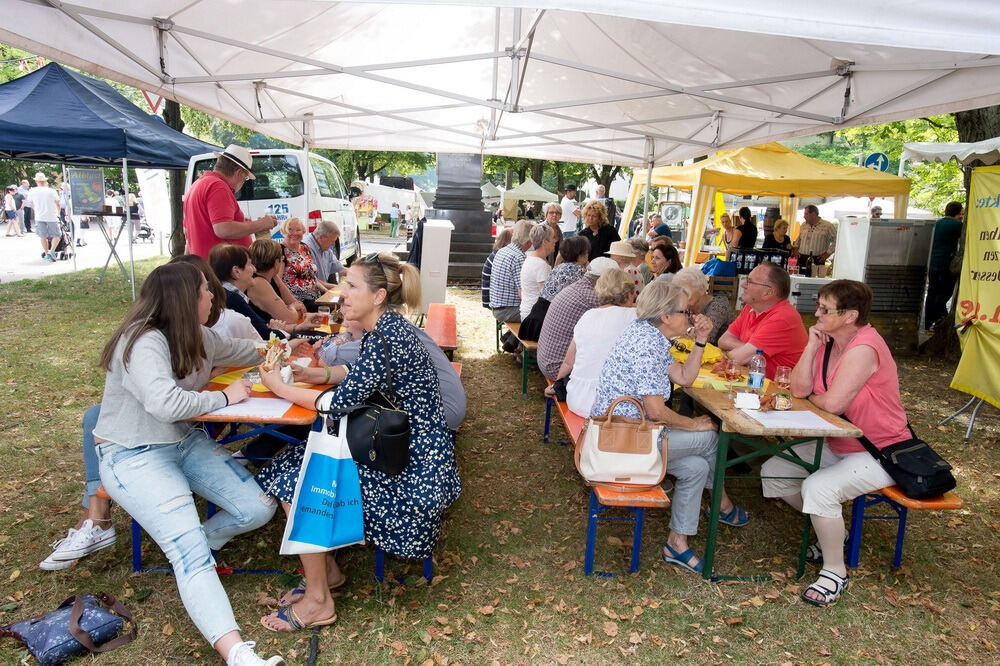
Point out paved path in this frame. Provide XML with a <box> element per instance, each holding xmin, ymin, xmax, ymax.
<box><xmin>0</xmin><ymin>227</ymin><xmax>406</xmax><ymax>283</ymax></box>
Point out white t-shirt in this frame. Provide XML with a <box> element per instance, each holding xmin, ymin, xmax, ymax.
<box><xmin>26</xmin><ymin>186</ymin><xmax>60</xmax><ymax>222</ymax></box>
<box><xmin>519</xmin><ymin>255</ymin><xmax>552</xmax><ymax>319</ymax></box>
<box><xmin>567</xmin><ymin>306</ymin><xmax>637</xmax><ymax>417</ymax></box>
<box><xmin>211</xmin><ymin>309</ymin><xmax>263</xmax><ymax>341</ymax></box>
<box><xmin>559</xmin><ymin>195</ymin><xmax>579</xmax><ymax>234</ymax></box>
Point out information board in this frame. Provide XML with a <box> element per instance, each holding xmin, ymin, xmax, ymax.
<box><xmin>67</xmin><ymin>168</ymin><xmax>105</xmax><ymax>215</ymax></box>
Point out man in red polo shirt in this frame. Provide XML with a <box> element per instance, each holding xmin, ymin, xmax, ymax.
<box><xmin>718</xmin><ymin>261</ymin><xmax>807</xmax><ymax>379</ymax></box>
<box><xmin>183</xmin><ymin>144</ymin><xmax>277</xmax><ymax>258</ymax></box>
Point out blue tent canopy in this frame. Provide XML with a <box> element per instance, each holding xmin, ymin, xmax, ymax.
<box><xmin>0</xmin><ymin>62</ymin><xmax>218</xmax><ymax>168</ymax></box>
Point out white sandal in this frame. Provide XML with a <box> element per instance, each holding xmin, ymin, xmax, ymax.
<box><xmin>801</xmin><ymin>568</ymin><xmax>849</xmax><ymax>607</ymax></box>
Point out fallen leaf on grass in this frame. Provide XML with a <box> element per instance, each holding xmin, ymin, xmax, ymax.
<box><xmin>8</xmin><ymin>570</ymin><xmax>20</xmax><ymax>583</ymax></box>
<box><xmin>747</xmin><ymin>596</ymin><xmax>765</xmax><ymax>608</ymax></box>
<box><xmin>921</xmin><ymin>599</ymin><xmax>945</xmax><ymax>614</ymax></box>
<box><xmin>553</xmin><ymin>654</ymin><xmax>570</xmax><ymax>665</ymax></box>
<box><xmin>134</xmin><ymin>589</ymin><xmax>153</xmax><ymax>602</ymax></box>
<box><xmin>256</xmin><ymin>592</ymin><xmax>278</xmax><ymax>606</ymax></box>
<box><xmin>0</xmin><ymin>602</ymin><xmax>19</xmax><ymax>612</ymax></box>
<box><xmin>817</xmin><ymin>647</ymin><xmax>832</xmax><ymax>656</ymax></box>
<box><xmin>601</xmin><ymin>607</ymin><xmax>619</xmax><ymax>620</ymax></box>
<box><xmin>478</xmin><ymin>605</ymin><xmax>495</xmax><ymax>616</ymax></box>
<box><xmin>764</xmin><ymin>589</ymin><xmax>781</xmax><ymax>600</ymax></box>
<box><xmin>629</xmin><ymin>632</ymin><xmax>643</xmax><ymax>645</ymax></box>
<box><xmin>574</xmin><ymin>632</ymin><xmax>592</xmax><ymax>644</ymax></box>
<box><xmin>162</xmin><ymin>623</ymin><xmax>174</xmax><ymax>636</ymax></box>
<box><xmin>603</xmin><ymin>622</ymin><xmax>619</xmax><ymax>637</ymax></box>
<box><xmin>724</xmin><ymin>617</ymin><xmax>743</xmax><ymax>625</ymax></box>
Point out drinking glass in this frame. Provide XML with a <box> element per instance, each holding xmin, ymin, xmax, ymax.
<box><xmin>317</xmin><ymin>305</ymin><xmax>331</xmax><ymax>325</ymax></box>
<box><xmin>724</xmin><ymin>358</ymin><xmax>742</xmax><ymax>398</ymax></box>
<box><xmin>775</xmin><ymin>365</ymin><xmax>792</xmax><ymax>393</ymax></box>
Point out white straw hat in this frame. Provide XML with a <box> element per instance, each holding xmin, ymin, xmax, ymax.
<box><xmin>213</xmin><ymin>144</ymin><xmax>255</xmax><ymax>179</ymax></box>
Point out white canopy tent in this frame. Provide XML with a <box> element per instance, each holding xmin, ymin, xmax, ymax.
<box><xmin>815</xmin><ymin>196</ymin><xmax>934</xmax><ymax>221</ymax></box>
<box><xmin>3</xmin><ymin>1</ymin><xmax>1000</xmax><ymax>169</ymax></box>
<box><xmin>500</xmin><ymin>176</ymin><xmax>556</xmax><ymax>219</ymax></box>
<box><xmin>901</xmin><ymin>137</ymin><xmax>1000</xmax><ymax>173</ymax></box>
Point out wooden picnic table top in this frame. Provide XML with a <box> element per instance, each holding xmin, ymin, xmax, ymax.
<box><xmin>684</xmin><ymin>385</ymin><xmax>862</xmax><ymax>439</ymax></box>
<box><xmin>425</xmin><ymin>302</ymin><xmax>457</xmax><ymax>351</ymax></box>
<box><xmin>316</xmin><ymin>285</ymin><xmax>342</xmax><ymax>306</ymax></box>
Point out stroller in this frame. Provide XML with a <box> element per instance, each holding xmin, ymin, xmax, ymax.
<box><xmin>51</xmin><ymin>218</ymin><xmax>74</xmax><ymax>261</ymax></box>
<box><xmin>134</xmin><ymin>219</ymin><xmax>154</xmax><ymax>243</ymax></box>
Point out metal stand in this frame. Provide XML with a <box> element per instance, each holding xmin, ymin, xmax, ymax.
<box><xmin>940</xmin><ymin>396</ymin><xmax>985</xmax><ymax>441</ymax></box>
<box><xmin>95</xmin><ymin>214</ymin><xmax>132</xmax><ymax>286</ymax></box>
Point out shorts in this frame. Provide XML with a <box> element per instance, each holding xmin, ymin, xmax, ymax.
<box><xmin>34</xmin><ymin>219</ymin><xmax>60</xmax><ymax>239</ymax></box>
<box><xmin>4</xmin><ymin>210</ymin><xmax>15</xmax><ymax>221</ymax></box>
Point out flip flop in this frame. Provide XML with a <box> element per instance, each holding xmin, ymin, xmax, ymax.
<box><xmin>260</xmin><ymin>605</ymin><xmax>337</xmax><ymax>633</ymax></box>
<box><xmin>660</xmin><ymin>544</ymin><xmax>704</xmax><ymax>574</ymax></box>
<box><xmin>277</xmin><ymin>574</ymin><xmax>347</xmax><ymax>607</ymax></box>
<box><xmin>717</xmin><ymin>505</ymin><xmax>750</xmax><ymax>527</ymax></box>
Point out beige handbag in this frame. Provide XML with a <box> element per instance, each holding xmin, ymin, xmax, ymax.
<box><xmin>574</xmin><ymin>396</ymin><xmax>668</xmax><ymax>492</ymax></box>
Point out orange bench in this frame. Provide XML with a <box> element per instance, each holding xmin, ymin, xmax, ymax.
<box><xmin>542</xmin><ymin>383</ymin><xmax>671</xmax><ymax>575</ymax></box>
<box><xmin>450</xmin><ymin>361</ymin><xmax>462</xmax><ymax>377</ymax></box>
<box><xmin>846</xmin><ymin>486</ymin><xmax>965</xmax><ymax>569</ymax></box>
<box><xmin>425</xmin><ymin>303</ymin><xmax>457</xmax><ymax>359</ymax></box>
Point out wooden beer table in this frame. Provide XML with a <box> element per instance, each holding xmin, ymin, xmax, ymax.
<box><xmin>683</xmin><ymin>385</ymin><xmax>862</xmax><ymax>581</ymax></box>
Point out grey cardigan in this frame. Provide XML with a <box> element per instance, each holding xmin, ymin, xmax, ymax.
<box><xmin>93</xmin><ymin>326</ymin><xmax>261</xmax><ymax>448</ymax></box>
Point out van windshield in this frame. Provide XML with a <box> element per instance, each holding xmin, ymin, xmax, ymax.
<box><xmin>192</xmin><ymin>155</ymin><xmax>304</xmax><ymax>201</ymax></box>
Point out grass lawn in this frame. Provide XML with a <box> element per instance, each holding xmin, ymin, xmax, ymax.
<box><xmin>0</xmin><ymin>259</ymin><xmax>997</xmax><ymax>665</ymax></box>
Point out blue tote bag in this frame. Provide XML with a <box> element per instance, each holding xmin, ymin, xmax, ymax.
<box><xmin>280</xmin><ymin>416</ymin><xmax>365</xmax><ymax>555</ymax></box>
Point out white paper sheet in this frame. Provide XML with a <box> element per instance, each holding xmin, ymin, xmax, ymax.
<box><xmin>205</xmin><ymin>397</ymin><xmax>293</xmax><ymax>419</ymax></box>
<box><xmin>742</xmin><ymin>409</ymin><xmax>842</xmax><ymax>432</ymax></box>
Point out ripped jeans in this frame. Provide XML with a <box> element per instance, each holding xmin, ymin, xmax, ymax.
<box><xmin>96</xmin><ymin>428</ymin><xmax>276</xmax><ymax>645</ymax></box>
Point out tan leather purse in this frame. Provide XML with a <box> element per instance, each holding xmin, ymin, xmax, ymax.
<box><xmin>574</xmin><ymin>396</ymin><xmax>668</xmax><ymax>492</ymax></box>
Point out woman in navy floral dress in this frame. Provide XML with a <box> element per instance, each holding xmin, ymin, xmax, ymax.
<box><xmin>257</xmin><ymin>252</ymin><xmax>460</xmax><ymax>632</ymax></box>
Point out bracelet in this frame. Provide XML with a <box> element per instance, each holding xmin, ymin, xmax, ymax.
<box><xmin>221</xmin><ymin>390</ymin><xmax>229</xmax><ymax>406</ymax></box>
<box><xmin>324</xmin><ymin>366</ymin><xmax>332</xmax><ymax>383</ymax></box>
<box><xmin>694</xmin><ymin>341</ymin><xmax>707</xmax><ymax>348</ymax></box>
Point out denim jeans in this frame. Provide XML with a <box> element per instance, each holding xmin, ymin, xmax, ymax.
<box><xmin>81</xmin><ymin>404</ymin><xmax>102</xmax><ymax>508</ymax></box>
<box><xmin>662</xmin><ymin>428</ymin><xmax>720</xmax><ymax>536</ymax></box>
<box><xmin>96</xmin><ymin>429</ymin><xmax>276</xmax><ymax>645</ymax></box>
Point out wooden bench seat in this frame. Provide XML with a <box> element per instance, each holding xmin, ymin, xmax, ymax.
<box><xmin>847</xmin><ymin>486</ymin><xmax>965</xmax><ymax>569</ymax></box>
<box><xmin>450</xmin><ymin>361</ymin><xmax>462</xmax><ymax>377</ymax></box>
<box><xmin>424</xmin><ymin>302</ymin><xmax>457</xmax><ymax>359</ymax></box>
<box><xmin>541</xmin><ymin>383</ymin><xmax>671</xmax><ymax>576</ymax></box>
<box><xmin>505</xmin><ymin>322</ymin><xmax>538</xmax><ymax>396</ymax></box>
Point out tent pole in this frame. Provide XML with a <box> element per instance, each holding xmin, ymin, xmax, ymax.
<box><xmin>123</xmin><ymin>158</ymin><xmax>136</xmax><ymax>301</ymax></box>
<box><xmin>62</xmin><ymin>163</ymin><xmax>76</xmax><ymax>272</ymax></box>
<box><xmin>642</xmin><ymin>136</ymin><xmax>654</xmax><ymax>235</ymax></box>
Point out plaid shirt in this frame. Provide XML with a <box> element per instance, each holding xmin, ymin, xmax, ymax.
<box><xmin>489</xmin><ymin>242</ymin><xmax>526</xmax><ymax>309</ymax></box>
<box><xmin>481</xmin><ymin>250</ymin><xmax>498</xmax><ymax>309</ymax></box>
<box><xmin>537</xmin><ymin>276</ymin><xmax>597</xmax><ymax>379</ymax></box>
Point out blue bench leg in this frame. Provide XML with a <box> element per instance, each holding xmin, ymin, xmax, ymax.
<box><xmin>892</xmin><ymin>506</ymin><xmax>908</xmax><ymax>569</ymax></box>
<box><xmin>543</xmin><ymin>397</ymin><xmax>552</xmax><ymax>443</ymax></box>
<box><xmin>584</xmin><ymin>490</ymin><xmax>599</xmax><ymax>576</ymax></box>
<box><xmin>374</xmin><ymin>548</ymin><xmax>433</xmax><ymax>584</ymax></box>
<box><xmin>131</xmin><ymin>519</ymin><xmax>142</xmax><ymax>572</ymax></box>
<box><xmin>630</xmin><ymin>507</ymin><xmax>644</xmax><ymax>574</ymax></box>
<box><xmin>846</xmin><ymin>495</ymin><xmax>866</xmax><ymax>569</ymax></box>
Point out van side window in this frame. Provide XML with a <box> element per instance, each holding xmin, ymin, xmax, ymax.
<box><xmin>235</xmin><ymin>155</ymin><xmax>304</xmax><ymax>201</ymax></box>
<box><xmin>310</xmin><ymin>158</ymin><xmax>347</xmax><ymax>200</ymax></box>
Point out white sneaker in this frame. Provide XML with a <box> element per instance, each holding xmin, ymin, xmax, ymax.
<box><xmin>38</xmin><ymin>520</ymin><xmax>117</xmax><ymax>570</ymax></box>
<box><xmin>227</xmin><ymin>641</ymin><xmax>284</xmax><ymax>666</ymax></box>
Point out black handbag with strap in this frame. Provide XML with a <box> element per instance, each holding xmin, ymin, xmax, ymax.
<box><xmin>821</xmin><ymin>341</ymin><xmax>955</xmax><ymax>499</ymax></box>
<box><xmin>316</xmin><ymin>329</ymin><xmax>410</xmax><ymax>476</ymax></box>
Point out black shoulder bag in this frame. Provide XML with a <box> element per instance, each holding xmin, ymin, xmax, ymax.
<box><xmin>821</xmin><ymin>341</ymin><xmax>955</xmax><ymax>499</ymax></box>
<box><xmin>315</xmin><ymin>329</ymin><xmax>410</xmax><ymax>476</ymax></box>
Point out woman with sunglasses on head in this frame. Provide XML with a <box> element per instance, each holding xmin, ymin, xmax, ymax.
<box><xmin>256</xmin><ymin>252</ymin><xmax>461</xmax><ymax>633</ymax></box>
<box><xmin>91</xmin><ymin>262</ymin><xmax>283</xmax><ymax>666</ymax></box>
<box><xmin>590</xmin><ymin>280</ymin><xmax>748</xmax><ymax>576</ymax></box>
<box><xmin>761</xmin><ymin>280</ymin><xmax>904</xmax><ymax>608</ymax></box>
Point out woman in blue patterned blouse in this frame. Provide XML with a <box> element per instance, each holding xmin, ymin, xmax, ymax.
<box><xmin>590</xmin><ymin>280</ymin><xmax>749</xmax><ymax>575</ymax></box>
<box><xmin>258</xmin><ymin>253</ymin><xmax>460</xmax><ymax>632</ymax></box>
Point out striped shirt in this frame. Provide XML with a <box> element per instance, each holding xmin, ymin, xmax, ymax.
<box><xmin>488</xmin><ymin>242</ymin><xmax>526</xmax><ymax>309</ymax></box>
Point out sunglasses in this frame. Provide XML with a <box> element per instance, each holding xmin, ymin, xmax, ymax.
<box><xmin>815</xmin><ymin>305</ymin><xmax>847</xmax><ymax>315</ymax></box>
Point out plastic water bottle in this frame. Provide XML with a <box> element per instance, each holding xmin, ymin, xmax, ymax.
<box><xmin>748</xmin><ymin>350</ymin><xmax>766</xmax><ymax>393</ymax></box>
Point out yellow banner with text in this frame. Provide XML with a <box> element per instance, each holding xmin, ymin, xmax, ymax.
<box><xmin>951</xmin><ymin>166</ymin><xmax>1000</xmax><ymax>408</ymax></box>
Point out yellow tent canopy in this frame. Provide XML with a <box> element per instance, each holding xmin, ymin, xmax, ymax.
<box><xmin>620</xmin><ymin>143</ymin><xmax>912</xmax><ymax>266</ymax></box>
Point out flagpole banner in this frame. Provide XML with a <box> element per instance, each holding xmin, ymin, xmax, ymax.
<box><xmin>950</xmin><ymin>166</ymin><xmax>1000</xmax><ymax>409</ymax></box>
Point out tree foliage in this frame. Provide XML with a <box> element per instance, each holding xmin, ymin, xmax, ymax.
<box><xmin>482</xmin><ymin>155</ymin><xmax>631</xmax><ymax>196</ymax></box>
<box><xmin>314</xmin><ymin>149</ymin><xmax>435</xmax><ymax>184</ymax></box>
<box><xmin>792</xmin><ymin>116</ymin><xmax>963</xmax><ymax>215</ymax></box>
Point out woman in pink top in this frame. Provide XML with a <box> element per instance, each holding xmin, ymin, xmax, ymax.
<box><xmin>761</xmin><ymin>281</ymin><xmax>907</xmax><ymax>607</ymax></box>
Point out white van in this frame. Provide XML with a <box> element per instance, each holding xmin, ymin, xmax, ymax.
<box><xmin>186</xmin><ymin>148</ymin><xmax>360</xmax><ymax>263</ymax></box>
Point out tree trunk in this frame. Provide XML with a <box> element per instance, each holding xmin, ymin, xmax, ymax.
<box><xmin>162</xmin><ymin>99</ymin><xmax>186</xmax><ymax>257</ymax></box>
<box><xmin>925</xmin><ymin>105</ymin><xmax>1000</xmax><ymax>359</ymax></box>
<box><xmin>530</xmin><ymin>159</ymin><xmax>543</xmax><ymax>184</ymax></box>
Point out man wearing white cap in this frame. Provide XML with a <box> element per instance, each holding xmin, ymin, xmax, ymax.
<box><xmin>26</xmin><ymin>171</ymin><xmax>61</xmax><ymax>262</ymax></box>
<box><xmin>183</xmin><ymin>144</ymin><xmax>277</xmax><ymax>259</ymax></box>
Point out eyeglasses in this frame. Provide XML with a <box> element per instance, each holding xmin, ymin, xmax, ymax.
<box><xmin>362</xmin><ymin>252</ymin><xmax>386</xmax><ymax>276</ymax></box>
<box><xmin>742</xmin><ymin>278</ymin><xmax>772</xmax><ymax>289</ymax></box>
<box><xmin>815</xmin><ymin>305</ymin><xmax>847</xmax><ymax>315</ymax></box>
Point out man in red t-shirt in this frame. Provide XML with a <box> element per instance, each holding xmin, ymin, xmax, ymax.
<box><xmin>183</xmin><ymin>144</ymin><xmax>277</xmax><ymax>258</ymax></box>
<box><xmin>718</xmin><ymin>262</ymin><xmax>807</xmax><ymax>379</ymax></box>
